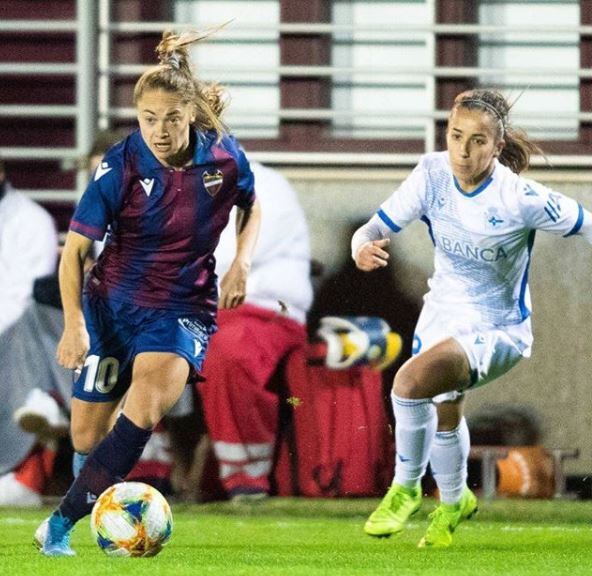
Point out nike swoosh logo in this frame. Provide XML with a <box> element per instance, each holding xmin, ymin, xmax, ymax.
<box><xmin>140</xmin><ymin>178</ymin><xmax>155</xmax><ymax>196</ymax></box>
<box><xmin>94</xmin><ymin>162</ymin><xmax>112</xmax><ymax>182</ymax></box>
<box><xmin>398</xmin><ymin>454</ymin><xmax>411</xmax><ymax>462</ymax></box>
<box><xmin>86</xmin><ymin>492</ymin><xmax>97</xmax><ymax>504</ymax></box>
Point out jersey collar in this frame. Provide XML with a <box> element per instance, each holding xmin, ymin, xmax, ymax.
<box><xmin>452</xmin><ymin>161</ymin><xmax>497</xmax><ymax>198</ymax></box>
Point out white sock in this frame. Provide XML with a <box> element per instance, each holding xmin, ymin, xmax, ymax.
<box><xmin>392</xmin><ymin>394</ymin><xmax>437</xmax><ymax>489</ymax></box>
<box><xmin>429</xmin><ymin>417</ymin><xmax>470</xmax><ymax>504</ymax></box>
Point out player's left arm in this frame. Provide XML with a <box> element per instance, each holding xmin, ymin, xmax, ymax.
<box><xmin>519</xmin><ymin>179</ymin><xmax>592</xmax><ymax>243</ymax></box>
<box><xmin>574</xmin><ymin>209</ymin><xmax>592</xmax><ymax>244</ymax></box>
<box><xmin>219</xmin><ymin>197</ymin><xmax>261</xmax><ymax>309</ymax></box>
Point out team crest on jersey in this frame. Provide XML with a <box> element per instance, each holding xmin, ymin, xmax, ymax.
<box><xmin>485</xmin><ymin>207</ymin><xmax>504</xmax><ymax>228</ymax></box>
<box><xmin>202</xmin><ymin>169</ymin><xmax>224</xmax><ymax>197</ymax></box>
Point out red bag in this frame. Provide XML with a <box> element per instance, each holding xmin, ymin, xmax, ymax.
<box><xmin>273</xmin><ymin>345</ymin><xmax>394</xmax><ymax>497</ymax></box>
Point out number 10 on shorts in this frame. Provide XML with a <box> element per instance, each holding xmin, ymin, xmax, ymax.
<box><xmin>82</xmin><ymin>355</ymin><xmax>120</xmax><ymax>394</ymax></box>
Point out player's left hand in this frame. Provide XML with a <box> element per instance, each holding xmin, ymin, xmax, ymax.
<box><xmin>219</xmin><ymin>258</ymin><xmax>250</xmax><ymax>309</ymax></box>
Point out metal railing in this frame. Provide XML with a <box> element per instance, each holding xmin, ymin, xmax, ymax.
<box><xmin>0</xmin><ymin>1</ymin><xmax>591</xmax><ymax>201</ymax></box>
<box><xmin>0</xmin><ymin>0</ymin><xmax>95</xmax><ymax>199</ymax></box>
<box><xmin>94</xmin><ymin>0</ymin><xmax>592</xmax><ymax>170</ymax></box>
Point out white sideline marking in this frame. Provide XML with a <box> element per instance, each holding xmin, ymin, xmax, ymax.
<box><xmin>501</xmin><ymin>525</ymin><xmax>584</xmax><ymax>532</ymax></box>
<box><xmin>0</xmin><ymin>518</ymin><xmax>37</xmax><ymax>525</ymax></box>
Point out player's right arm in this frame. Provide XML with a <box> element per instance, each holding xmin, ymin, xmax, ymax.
<box><xmin>352</xmin><ymin>216</ymin><xmax>391</xmax><ymax>271</ymax></box>
<box><xmin>352</xmin><ymin>160</ymin><xmax>428</xmax><ymax>272</ymax></box>
<box><xmin>56</xmin><ymin>231</ymin><xmax>94</xmax><ymax>370</ymax></box>
<box><xmin>58</xmin><ymin>142</ymin><xmax>124</xmax><ymax>369</ymax></box>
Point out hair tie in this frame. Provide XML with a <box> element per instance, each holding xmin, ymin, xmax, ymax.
<box><xmin>165</xmin><ymin>52</ymin><xmax>181</xmax><ymax>70</ymax></box>
<box><xmin>460</xmin><ymin>98</ymin><xmax>505</xmax><ymax>130</ymax></box>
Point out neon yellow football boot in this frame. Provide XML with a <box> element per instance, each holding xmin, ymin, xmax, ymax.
<box><xmin>417</xmin><ymin>486</ymin><xmax>478</xmax><ymax>548</ymax></box>
<box><xmin>364</xmin><ymin>483</ymin><xmax>422</xmax><ymax>537</ymax></box>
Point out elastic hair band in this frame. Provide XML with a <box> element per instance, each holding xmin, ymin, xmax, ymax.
<box><xmin>165</xmin><ymin>52</ymin><xmax>181</xmax><ymax>70</ymax></box>
<box><xmin>460</xmin><ymin>98</ymin><xmax>505</xmax><ymax>127</ymax></box>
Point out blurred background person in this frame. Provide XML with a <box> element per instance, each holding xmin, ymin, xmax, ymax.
<box><xmin>0</xmin><ymin>156</ymin><xmax>58</xmax><ymax>334</ymax></box>
<box><xmin>0</xmin><ymin>156</ymin><xmax>60</xmax><ymax>506</ymax></box>
<box><xmin>198</xmin><ymin>161</ymin><xmax>313</xmax><ymax>501</ymax></box>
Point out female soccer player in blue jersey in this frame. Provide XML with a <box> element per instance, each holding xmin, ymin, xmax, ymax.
<box><xmin>39</xmin><ymin>30</ymin><xmax>261</xmax><ymax>556</ymax></box>
<box><xmin>352</xmin><ymin>89</ymin><xmax>592</xmax><ymax>548</ymax></box>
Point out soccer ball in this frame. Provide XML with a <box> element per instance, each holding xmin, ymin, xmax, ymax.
<box><xmin>90</xmin><ymin>481</ymin><xmax>173</xmax><ymax>557</ymax></box>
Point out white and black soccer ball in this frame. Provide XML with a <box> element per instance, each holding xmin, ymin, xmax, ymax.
<box><xmin>90</xmin><ymin>481</ymin><xmax>173</xmax><ymax>557</ymax></box>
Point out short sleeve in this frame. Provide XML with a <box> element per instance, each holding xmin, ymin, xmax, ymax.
<box><xmin>377</xmin><ymin>163</ymin><xmax>428</xmax><ymax>233</ymax></box>
<box><xmin>220</xmin><ymin>135</ymin><xmax>255</xmax><ymax>209</ymax></box>
<box><xmin>70</xmin><ymin>148</ymin><xmax>125</xmax><ymax>241</ymax></box>
<box><xmin>518</xmin><ymin>179</ymin><xmax>584</xmax><ymax>237</ymax></box>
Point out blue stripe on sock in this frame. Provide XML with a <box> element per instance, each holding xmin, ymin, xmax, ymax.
<box><xmin>393</xmin><ymin>397</ymin><xmax>432</xmax><ymax>407</ymax></box>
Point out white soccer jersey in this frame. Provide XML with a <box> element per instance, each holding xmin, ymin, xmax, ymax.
<box><xmin>378</xmin><ymin>151</ymin><xmax>585</xmax><ymax>326</ymax></box>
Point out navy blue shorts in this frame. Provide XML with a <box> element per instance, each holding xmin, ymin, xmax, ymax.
<box><xmin>73</xmin><ymin>294</ymin><xmax>214</xmax><ymax>403</ymax></box>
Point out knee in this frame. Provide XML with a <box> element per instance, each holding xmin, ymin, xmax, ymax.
<box><xmin>144</xmin><ymin>402</ymin><xmax>169</xmax><ymax>429</ymax></box>
<box><xmin>393</xmin><ymin>365</ymin><xmax>423</xmax><ymax>399</ymax></box>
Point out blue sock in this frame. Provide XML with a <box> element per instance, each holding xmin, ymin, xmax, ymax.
<box><xmin>58</xmin><ymin>413</ymin><xmax>152</xmax><ymax>525</ymax></box>
<box><xmin>72</xmin><ymin>452</ymin><xmax>88</xmax><ymax>478</ymax></box>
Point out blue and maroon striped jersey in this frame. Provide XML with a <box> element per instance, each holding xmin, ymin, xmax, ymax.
<box><xmin>70</xmin><ymin>129</ymin><xmax>255</xmax><ymax>318</ymax></box>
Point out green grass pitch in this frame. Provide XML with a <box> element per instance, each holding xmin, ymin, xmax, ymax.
<box><xmin>2</xmin><ymin>497</ymin><xmax>592</xmax><ymax>575</ymax></box>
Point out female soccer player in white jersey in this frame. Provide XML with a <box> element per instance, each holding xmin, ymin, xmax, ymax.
<box><xmin>38</xmin><ymin>29</ymin><xmax>260</xmax><ymax>557</ymax></box>
<box><xmin>352</xmin><ymin>89</ymin><xmax>592</xmax><ymax>548</ymax></box>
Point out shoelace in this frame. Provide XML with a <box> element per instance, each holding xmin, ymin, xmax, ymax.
<box><xmin>390</xmin><ymin>491</ymin><xmax>408</xmax><ymax>513</ymax></box>
<box><xmin>375</xmin><ymin>488</ymin><xmax>413</xmax><ymax>519</ymax></box>
<box><xmin>425</xmin><ymin>507</ymin><xmax>457</xmax><ymax>537</ymax></box>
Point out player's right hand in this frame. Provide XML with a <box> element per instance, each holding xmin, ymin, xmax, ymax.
<box><xmin>354</xmin><ymin>238</ymin><xmax>390</xmax><ymax>272</ymax></box>
<box><xmin>56</xmin><ymin>325</ymin><xmax>90</xmax><ymax>370</ymax></box>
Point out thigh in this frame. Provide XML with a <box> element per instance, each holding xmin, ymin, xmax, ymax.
<box><xmin>454</xmin><ymin>322</ymin><xmax>530</xmax><ymax>389</ymax></box>
<box><xmin>123</xmin><ymin>352</ymin><xmax>191</xmax><ymax>429</ymax></box>
<box><xmin>395</xmin><ymin>337</ymin><xmax>472</xmax><ymax>399</ymax></box>
<box><xmin>136</xmin><ymin>314</ymin><xmax>212</xmax><ymax>373</ymax></box>
<box><xmin>412</xmin><ymin>304</ymin><xmax>531</xmax><ymax>402</ymax></box>
<box><xmin>73</xmin><ymin>295</ymin><xmax>135</xmax><ymax>403</ymax></box>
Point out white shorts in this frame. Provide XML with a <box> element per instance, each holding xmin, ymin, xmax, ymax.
<box><xmin>412</xmin><ymin>301</ymin><xmax>533</xmax><ymax>403</ymax></box>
